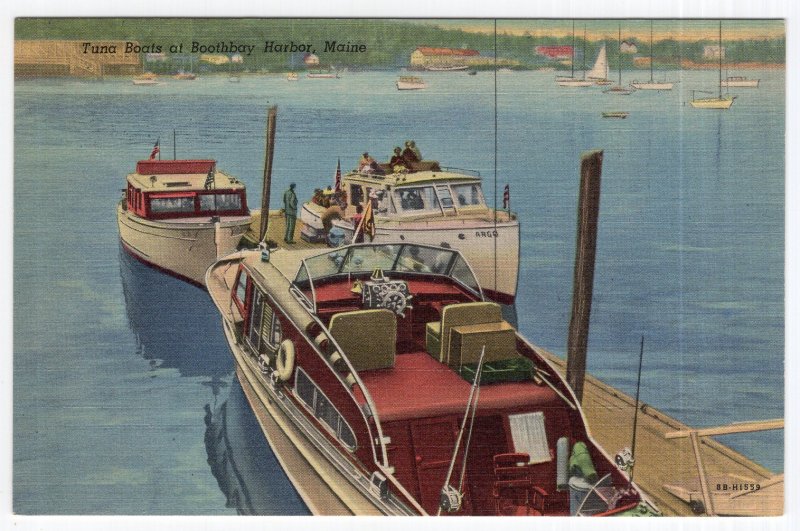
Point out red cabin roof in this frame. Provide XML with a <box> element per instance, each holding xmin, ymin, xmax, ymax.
<box><xmin>135</xmin><ymin>159</ymin><xmax>216</xmax><ymax>175</ymax></box>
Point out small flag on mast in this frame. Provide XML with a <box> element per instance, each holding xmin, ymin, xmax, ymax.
<box><xmin>503</xmin><ymin>184</ymin><xmax>510</xmax><ymax>210</ymax></box>
<box><xmin>149</xmin><ymin>139</ymin><xmax>160</xmax><ymax>160</ymax></box>
<box><xmin>333</xmin><ymin>158</ymin><xmax>342</xmax><ymax>192</ymax></box>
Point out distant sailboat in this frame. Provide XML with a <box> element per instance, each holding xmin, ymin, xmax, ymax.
<box><xmin>631</xmin><ymin>21</ymin><xmax>674</xmax><ymax>90</ymax></box>
<box><xmin>690</xmin><ymin>21</ymin><xmax>735</xmax><ymax>109</ymax></box>
<box><xmin>587</xmin><ymin>44</ymin><xmax>611</xmax><ymax>85</ymax></box>
<box><xmin>604</xmin><ymin>24</ymin><xmax>633</xmax><ymax>95</ymax></box>
<box><xmin>558</xmin><ymin>22</ymin><xmax>592</xmax><ymax>87</ymax></box>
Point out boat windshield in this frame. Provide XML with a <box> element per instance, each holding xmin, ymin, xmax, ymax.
<box><xmin>294</xmin><ymin>243</ymin><xmax>483</xmax><ymax>305</ymax></box>
<box><xmin>452</xmin><ymin>183</ymin><xmax>485</xmax><ymax>208</ymax></box>
<box><xmin>394</xmin><ymin>186</ymin><xmax>440</xmax><ymax>214</ymax></box>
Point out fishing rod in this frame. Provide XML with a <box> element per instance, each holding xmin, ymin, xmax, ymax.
<box><xmin>628</xmin><ymin>336</ymin><xmax>645</xmax><ymax>487</ymax></box>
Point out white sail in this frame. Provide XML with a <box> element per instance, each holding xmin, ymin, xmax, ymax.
<box><xmin>587</xmin><ymin>44</ymin><xmax>609</xmax><ymax>80</ymax></box>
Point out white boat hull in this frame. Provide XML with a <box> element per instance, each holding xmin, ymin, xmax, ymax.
<box><xmin>300</xmin><ymin>205</ymin><xmax>519</xmax><ymax>303</ymax></box>
<box><xmin>557</xmin><ymin>79</ymin><xmax>593</xmax><ymax>87</ymax></box>
<box><xmin>721</xmin><ymin>79</ymin><xmax>759</xmax><ymax>88</ymax></box>
<box><xmin>117</xmin><ymin>204</ymin><xmax>250</xmax><ymax>286</ymax></box>
<box><xmin>132</xmin><ymin>79</ymin><xmax>159</xmax><ymax>85</ymax></box>
<box><xmin>630</xmin><ymin>81</ymin><xmax>674</xmax><ymax>90</ymax></box>
<box><xmin>396</xmin><ymin>81</ymin><xmax>426</xmax><ymax>90</ymax></box>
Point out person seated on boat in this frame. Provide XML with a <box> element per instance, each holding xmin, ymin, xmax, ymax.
<box><xmin>389</xmin><ymin>147</ymin><xmax>407</xmax><ymax>173</ymax></box>
<box><xmin>402</xmin><ymin>141</ymin><xmax>421</xmax><ymax>165</ymax></box>
<box><xmin>311</xmin><ymin>188</ymin><xmax>324</xmax><ymax>206</ymax></box>
<box><xmin>359</xmin><ymin>152</ymin><xmax>385</xmax><ymax>175</ymax></box>
<box><xmin>400</xmin><ymin>189</ymin><xmax>424</xmax><ymax>210</ymax></box>
<box><xmin>321</xmin><ymin>186</ymin><xmax>334</xmax><ymax>208</ymax></box>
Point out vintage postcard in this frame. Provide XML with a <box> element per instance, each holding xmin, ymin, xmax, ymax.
<box><xmin>12</xmin><ymin>16</ymin><xmax>785</xmax><ymax>521</ymax></box>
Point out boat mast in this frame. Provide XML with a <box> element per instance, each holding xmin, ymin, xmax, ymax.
<box><xmin>582</xmin><ymin>25</ymin><xmax>587</xmax><ymax>79</ymax></box>
<box><xmin>649</xmin><ymin>20</ymin><xmax>654</xmax><ymax>83</ymax></box>
<box><xmin>571</xmin><ymin>20</ymin><xmax>575</xmax><ymax>78</ymax></box>
<box><xmin>618</xmin><ymin>24</ymin><xmax>622</xmax><ymax>86</ymax></box>
<box><xmin>718</xmin><ymin>20</ymin><xmax>723</xmax><ymax>98</ymax></box>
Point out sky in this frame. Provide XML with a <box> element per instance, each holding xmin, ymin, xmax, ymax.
<box><xmin>416</xmin><ymin>19</ymin><xmax>785</xmax><ymax>41</ymax></box>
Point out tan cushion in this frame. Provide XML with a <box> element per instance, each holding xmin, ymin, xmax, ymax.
<box><xmin>328</xmin><ymin>309</ymin><xmax>396</xmax><ymax>371</ymax></box>
<box><xmin>438</xmin><ymin>302</ymin><xmax>503</xmax><ymax>363</ymax></box>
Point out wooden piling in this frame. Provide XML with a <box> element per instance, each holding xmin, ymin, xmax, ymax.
<box><xmin>566</xmin><ymin>149</ymin><xmax>603</xmax><ymax>402</ymax></box>
<box><xmin>259</xmin><ymin>105</ymin><xmax>278</xmax><ymax>242</ymax></box>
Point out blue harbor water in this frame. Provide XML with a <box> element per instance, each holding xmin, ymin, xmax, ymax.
<box><xmin>14</xmin><ymin>69</ymin><xmax>784</xmax><ymax>513</ymax></box>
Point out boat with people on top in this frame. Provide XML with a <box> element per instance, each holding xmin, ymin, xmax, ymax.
<box><xmin>299</xmin><ymin>145</ymin><xmax>520</xmax><ymax>304</ymax></box>
<box><xmin>117</xmin><ymin>157</ymin><xmax>251</xmax><ymax>287</ymax></box>
<box><xmin>205</xmin><ymin>240</ymin><xmax>661</xmax><ymax>516</ymax></box>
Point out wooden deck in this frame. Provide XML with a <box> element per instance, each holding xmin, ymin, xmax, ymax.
<box><xmin>538</xmin><ymin>349</ymin><xmax>780</xmax><ymax>516</ymax></box>
<box><xmin>241</xmin><ymin>209</ymin><xmax>327</xmax><ymax>251</ymax></box>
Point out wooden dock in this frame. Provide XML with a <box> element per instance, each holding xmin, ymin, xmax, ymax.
<box><xmin>538</xmin><ymin>349</ymin><xmax>780</xmax><ymax>516</ymax></box>
<box><xmin>240</xmin><ymin>209</ymin><xmax>780</xmax><ymax>516</ymax></box>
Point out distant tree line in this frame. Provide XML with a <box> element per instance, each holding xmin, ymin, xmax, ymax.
<box><xmin>15</xmin><ymin>18</ymin><xmax>785</xmax><ymax>71</ymax></box>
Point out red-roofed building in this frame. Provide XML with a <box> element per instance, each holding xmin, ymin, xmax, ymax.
<box><xmin>535</xmin><ymin>45</ymin><xmax>573</xmax><ymax>60</ymax></box>
<box><xmin>410</xmin><ymin>46</ymin><xmax>481</xmax><ymax>68</ymax></box>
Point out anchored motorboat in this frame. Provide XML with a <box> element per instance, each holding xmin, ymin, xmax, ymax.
<box><xmin>117</xmin><ymin>158</ymin><xmax>251</xmax><ymax>287</ymax></box>
<box><xmin>205</xmin><ymin>242</ymin><xmax>660</xmax><ymax>516</ymax></box>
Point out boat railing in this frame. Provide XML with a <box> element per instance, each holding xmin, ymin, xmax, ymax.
<box><xmin>438</xmin><ymin>166</ymin><xmax>481</xmax><ymax>177</ymax></box>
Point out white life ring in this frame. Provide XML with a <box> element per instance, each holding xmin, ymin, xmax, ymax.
<box><xmin>276</xmin><ymin>339</ymin><xmax>295</xmax><ymax>381</ymax></box>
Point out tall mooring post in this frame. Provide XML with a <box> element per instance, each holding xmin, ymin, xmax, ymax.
<box><xmin>566</xmin><ymin>150</ymin><xmax>604</xmax><ymax>402</ymax></box>
<box><xmin>259</xmin><ymin>105</ymin><xmax>278</xmax><ymax>242</ymax></box>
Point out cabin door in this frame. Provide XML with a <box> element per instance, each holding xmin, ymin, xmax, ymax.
<box><xmin>410</xmin><ymin>417</ymin><xmax>470</xmax><ymax>514</ymax></box>
<box><xmin>435</xmin><ymin>185</ymin><xmax>456</xmax><ymax>216</ymax></box>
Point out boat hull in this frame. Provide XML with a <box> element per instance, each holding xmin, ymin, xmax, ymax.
<box><xmin>117</xmin><ymin>203</ymin><xmax>250</xmax><ymax>287</ymax></box>
<box><xmin>720</xmin><ymin>80</ymin><xmax>759</xmax><ymax>88</ymax></box>
<box><xmin>557</xmin><ymin>79</ymin><xmax>593</xmax><ymax>87</ymax></box>
<box><xmin>689</xmin><ymin>96</ymin><xmax>735</xmax><ymax>109</ymax></box>
<box><xmin>300</xmin><ymin>204</ymin><xmax>520</xmax><ymax>303</ymax></box>
<box><xmin>396</xmin><ymin>81</ymin><xmax>426</xmax><ymax>90</ymax></box>
<box><xmin>630</xmin><ymin>81</ymin><xmax>673</xmax><ymax>90</ymax></box>
<box><xmin>218</xmin><ymin>319</ymin><xmax>412</xmax><ymax>515</ymax></box>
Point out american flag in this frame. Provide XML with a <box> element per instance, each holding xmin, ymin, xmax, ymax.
<box><xmin>503</xmin><ymin>184</ymin><xmax>510</xmax><ymax>210</ymax></box>
<box><xmin>333</xmin><ymin>158</ymin><xmax>342</xmax><ymax>192</ymax></box>
<box><xmin>149</xmin><ymin>139</ymin><xmax>160</xmax><ymax>160</ymax></box>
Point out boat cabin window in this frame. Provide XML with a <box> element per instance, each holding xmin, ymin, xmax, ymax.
<box><xmin>350</xmin><ymin>184</ymin><xmax>364</xmax><ymax>206</ymax></box>
<box><xmin>452</xmin><ymin>183</ymin><xmax>485</xmax><ymax>207</ymax></box>
<box><xmin>395</xmin><ymin>245</ymin><xmax>454</xmax><ymax>274</ymax></box>
<box><xmin>437</xmin><ymin>186</ymin><xmax>454</xmax><ymax>208</ymax></box>
<box><xmin>149</xmin><ymin>194</ymin><xmax>195</xmax><ymax>214</ymax></box>
<box><xmin>294</xmin><ymin>368</ymin><xmax>357</xmax><ymax>451</ymax></box>
<box><xmin>366</xmin><ymin>188</ymin><xmax>393</xmax><ymax>215</ymax></box>
<box><xmin>394</xmin><ymin>186</ymin><xmax>440</xmax><ymax>213</ymax></box>
<box><xmin>199</xmin><ymin>193</ymin><xmax>242</xmax><ymax>212</ymax></box>
<box><xmin>247</xmin><ymin>287</ymin><xmax>266</xmax><ymax>351</ymax></box>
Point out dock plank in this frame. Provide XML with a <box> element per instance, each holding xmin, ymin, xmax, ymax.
<box><xmin>537</xmin><ymin>349</ymin><xmax>778</xmax><ymax>516</ymax></box>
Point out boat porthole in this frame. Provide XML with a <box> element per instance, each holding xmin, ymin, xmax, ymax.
<box><xmin>276</xmin><ymin>339</ymin><xmax>295</xmax><ymax>381</ymax></box>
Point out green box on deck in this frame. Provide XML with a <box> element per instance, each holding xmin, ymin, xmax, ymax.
<box><xmin>458</xmin><ymin>356</ymin><xmax>535</xmax><ymax>385</ymax></box>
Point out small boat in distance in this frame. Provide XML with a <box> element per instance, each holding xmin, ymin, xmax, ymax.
<box><xmin>133</xmin><ymin>72</ymin><xmax>159</xmax><ymax>85</ymax></box>
<box><xmin>173</xmin><ymin>72</ymin><xmax>197</xmax><ymax>80</ymax></box>
<box><xmin>426</xmin><ymin>65</ymin><xmax>469</xmax><ymax>71</ymax></box>
<box><xmin>228</xmin><ymin>75</ymin><xmax>241</xmax><ymax>83</ymax></box>
<box><xmin>307</xmin><ymin>70</ymin><xmax>340</xmax><ymax>79</ymax></box>
<box><xmin>396</xmin><ymin>76</ymin><xmax>426</xmax><ymax>90</ymax></box>
<box><xmin>117</xmin><ymin>158</ymin><xmax>251</xmax><ymax>287</ymax></box>
<box><xmin>602</xmin><ymin>111</ymin><xmax>629</xmax><ymax>119</ymax></box>
<box><xmin>287</xmin><ymin>72</ymin><xmax>299</xmax><ymax>81</ymax></box>
<box><xmin>205</xmin><ymin>241</ymin><xmax>660</xmax><ymax>516</ymax></box>
<box><xmin>603</xmin><ymin>25</ymin><xmax>634</xmax><ymax>95</ymax></box>
<box><xmin>721</xmin><ymin>75</ymin><xmax>759</xmax><ymax>88</ymax></box>
<box><xmin>690</xmin><ymin>21</ymin><xmax>736</xmax><ymax>109</ymax></box>
<box><xmin>558</xmin><ymin>22</ymin><xmax>592</xmax><ymax>88</ymax></box>
<box><xmin>587</xmin><ymin>44</ymin><xmax>612</xmax><ymax>86</ymax></box>
<box><xmin>630</xmin><ymin>21</ymin><xmax>674</xmax><ymax>90</ymax></box>
<box><xmin>467</xmin><ymin>70</ymin><xmax>477</xmax><ymax>76</ymax></box>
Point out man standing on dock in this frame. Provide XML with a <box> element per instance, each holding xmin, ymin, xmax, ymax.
<box><xmin>283</xmin><ymin>183</ymin><xmax>298</xmax><ymax>244</ymax></box>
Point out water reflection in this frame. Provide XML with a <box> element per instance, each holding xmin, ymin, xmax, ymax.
<box><xmin>118</xmin><ymin>245</ymin><xmax>233</xmax><ymax>383</ymax></box>
<box><xmin>204</xmin><ymin>378</ymin><xmax>309</xmax><ymax>515</ymax></box>
<box><xmin>118</xmin><ymin>245</ymin><xmax>308</xmax><ymax>514</ymax></box>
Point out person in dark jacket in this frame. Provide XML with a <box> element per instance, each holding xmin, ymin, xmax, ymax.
<box><xmin>283</xmin><ymin>183</ymin><xmax>298</xmax><ymax>243</ymax></box>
